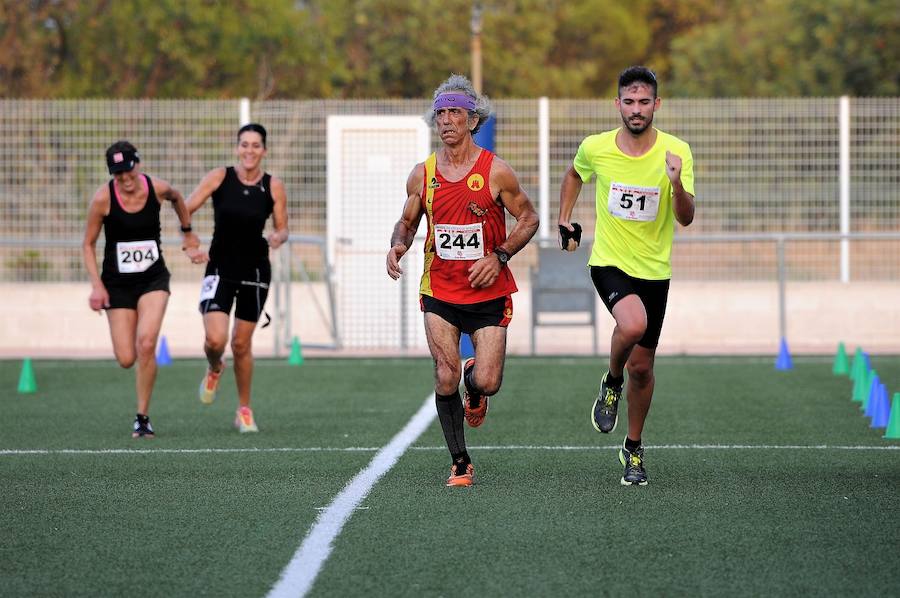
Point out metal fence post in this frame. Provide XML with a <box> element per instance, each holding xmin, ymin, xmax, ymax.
<box><xmin>839</xmin><ymin>96</ymin><xmax>850</xmax><ymax>283</ymax></box>
<box><xmin>777</xmin><ymin>235</ymin><xmax>787</xmax><ymax>342</ymax></box>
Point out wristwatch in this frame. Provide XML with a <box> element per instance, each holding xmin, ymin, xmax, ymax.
<box><xmin>493</xmin><ymin>247</ymin><xmax>510</xmax><ymax>265</ymax></box>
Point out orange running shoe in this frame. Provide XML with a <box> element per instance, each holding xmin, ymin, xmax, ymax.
<box><xmin>199</xmin><ymin>362</ymin><xmax>225</xmax><ymax>405</ymax></box>
<box><xmin>462</xmin><ymin>358</ymin><xmax>489</xmax><ymax>427</ymax></box>
<box><xmin>234</xmin><ymin>406</ymin><xmax>258</xmax><ymax>433</ymax></box>
<box><xmin>446</xmin><ymin>462</ymin><xmax>475</xmax><ymax>487</ymax></box>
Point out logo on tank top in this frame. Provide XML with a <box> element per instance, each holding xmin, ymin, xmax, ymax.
<box><xmin>466</xmin><ymin>173</ymin><xmax>485</xmax><ymax>191</ymax></box>
<box><xmin>468</xmin><ymin>202</ymin><xmax>487</xmax><ymax>217</ymax></box>
<box><xmin>428</xmin><ymin>177</ymin><xmax>441</xmax><ymax>189</ymax></box>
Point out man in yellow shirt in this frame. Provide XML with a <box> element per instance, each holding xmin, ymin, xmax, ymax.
<box><xmin>558</xmin><ymin>66</ymin><xmax>695</xmax><ymax>486</ymax></box>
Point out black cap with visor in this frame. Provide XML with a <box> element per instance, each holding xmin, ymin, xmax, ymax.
<box><xmin>106</xmin><ymin>149</ymin><xmax>140</xmax><ymax>174</ymax></box>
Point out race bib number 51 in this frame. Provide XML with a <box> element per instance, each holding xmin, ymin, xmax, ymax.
<box><xmin>434</xmin><ymin>222</ymin><xmax>484</xmax><ymax>260</ymax></box>
<box><xmin>116</xmin><ymin>240</ymin><xmax>159</xmax><ymax>273</ymax></box>
<box><xmin>607</xmin><ymin>182</ymin><xmax>661</xmax><ymax>222</ymax></box>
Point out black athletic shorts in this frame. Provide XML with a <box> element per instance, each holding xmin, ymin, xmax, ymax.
<box><xmin>590</xmin><ymin>266</ymin><xmax>670</xmax><ymax>349</ymax></box>
<box><xmin>104</xmin><ymin>268</ymin><xmax>171</xmax><ymax>310</ymax></box>
<box><xmin>420</xmin><ymin>294</ymin><xmax>513</xmax><ymax>335</ymax></box>
<box><xmin>198</xmin><ymin>263</ymin><xmax>271</xmax><ymax>323</ymax></box>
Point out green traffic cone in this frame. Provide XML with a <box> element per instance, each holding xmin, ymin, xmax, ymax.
<box><xmin>883</xmin><ymin>394</ymin><xmax>900</xmax><ymax>439</ymax></box>
<box><xmin>853</xmin><ymin>366</ymin><xmax>870</xmax><ymax>403</ymax></box>
<box><xmin>288</xmin><ymin>336</ymin><xmax>304</xmax><ymax>366</ymax></box>
<box><xmin>849</xmin><ymin>347</ymin><xmax>863</xmax><ymax>381</ymax></box>
<box><xmin>832</xmin><ymin>342</ymin><xmax>849</xmax><ymax>376</ymax></box>
<box><xmin>17</xmin><ymin>358</ymin><xmax>37</xmax><ymax>394</ymax></box>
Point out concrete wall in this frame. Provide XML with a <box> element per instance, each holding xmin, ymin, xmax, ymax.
<box><xmin>3</xmin><ymin>280</ymin><xmax>898</xmax><ymax>359</ymax></box>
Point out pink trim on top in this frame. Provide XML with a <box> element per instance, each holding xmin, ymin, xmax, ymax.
<box><xmin>112</xmin><ymin>175</ymin><xmax>150</xmax><ymax>214</ymax></box>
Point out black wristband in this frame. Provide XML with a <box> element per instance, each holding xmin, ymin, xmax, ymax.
<box><xmin>180</xmin><ymin>225</ymin><xmax>193</xmax><ymax>233</ymax></box>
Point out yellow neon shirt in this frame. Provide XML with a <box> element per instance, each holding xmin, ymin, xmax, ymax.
<box><xmin>573</xmin><ymin>128</ymin><xmax>694</xmax><ymax>280</ymax></box>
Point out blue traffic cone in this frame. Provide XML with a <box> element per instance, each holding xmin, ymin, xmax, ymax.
<box><xmin>865</xmin><ymin>380</ymin><xmax>884</xmax><ymax>419</ymax></box>
<box><xmin>775</xmin><ymin>337</ymin><xmax>792</xmax><ymax>370</ymax></box>
<box><xmin>156</xmin><ymin>336</ymin><xmax>172</xmax><ymax>366</ymax></box>
<box><xmin>863</xmin><ymin>373</ymin><xmax>880</xmax><ymax>412</ymax></box>
<box><xmin>871</xmin><ymin>384</ymin><xmax>890</xmax><ymax>428</ymax></box>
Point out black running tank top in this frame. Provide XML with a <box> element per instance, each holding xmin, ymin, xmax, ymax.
<box><xmin>209</xmin><ymin>166</ymin><xmax>274</xmax><ymax>278</ymax></box>
<box><xmin>101</xmin><ymin>175</ymin><xmax>166</xmax><ymax>284</ymax></box>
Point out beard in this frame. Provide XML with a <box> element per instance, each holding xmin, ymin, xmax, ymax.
<box><xmin>622</xmin><ymin>114</ymin><xmax>653</xmax><ymax>134</ymax></box>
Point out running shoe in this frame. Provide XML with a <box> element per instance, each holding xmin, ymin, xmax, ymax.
<box><xmin>619</xmin><ymin>440</ymin><xmax>648</xmax><ymax>486</ymax></box>
<box><xmin>234</xmin><ymin>406</ymin><xmax>258</xmax><ymax>433</ymax></box>
<box><xmin>591</xmin><ymin>371</ymin><xmax>622</xmax><ymax>433</ymax></box>
<box><xmin>446</xmin><ymin>462</ymin><xmax>475</xmax><ymax>487</ymax></box>
<box><xmin>462</xmin><ymin>358</ymin><xmax>489</xmax><ymax>428</ymax></box>
<box><xmin>132</xmin><ymin>414</ymin><xmax>155</xmax><ymax>439</ymax></box>
<box><xmin>199</xmin><ymin>362</ymin><xmax>225</xmax><ymax>405</ymax></box>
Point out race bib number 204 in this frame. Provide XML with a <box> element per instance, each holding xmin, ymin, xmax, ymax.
<box><xmin>607</xmin><ymin>182</ymin><xmax>661</xmax><ymax>222</ymax></box>
<box><xmin>116</xmin><ymin>240</ymin><xmax>159</xmax><ymax>274</ymax></box>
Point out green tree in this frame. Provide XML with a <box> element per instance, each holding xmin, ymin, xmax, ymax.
<box><xmin>0</xmin><ymin>0</ymin><xmax>76</xmax><ymax>97</ymax></box>
<box><xmin>667</xmin><ymin>0</ymin><xmax>900</xmax><ymax>96</ymax></box>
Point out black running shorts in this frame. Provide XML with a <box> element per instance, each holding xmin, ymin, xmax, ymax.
<box><xmin>420</xmin><ymin>294</ymin><xmax>513</xmax><ymax>335</ymax></box>
<box><xmin>198</xmin><ymin>263</ymin><xmax>271</xmax><ymax>323</ymax></box>
<box><xmin>105</xmin><ymin>268</ymin><xmax>171</xmax><ymax>310</ymax></box>
<box><xmin>590</xmin><ymin>266</ymin><xmax>670</xmax><ymax>349</ymax></box>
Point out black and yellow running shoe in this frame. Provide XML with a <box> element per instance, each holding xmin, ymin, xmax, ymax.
<box><xmin>591</xmin><ymin>372</ymin><xmax>622</xmax><ymax>433</ymax></box>
<box><xmin>619</xmin><ymin>441</ymin><xmax>648</xmax><ymax>486</ymax></box>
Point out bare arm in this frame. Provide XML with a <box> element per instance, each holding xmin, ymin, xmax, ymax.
<box><xmin>267</xmin><ymin>176</ymin><xmax>289</xmax><ymax>249</ymax></box>
<box><xmin>81</xmin><ymin>186</ymin><xmax>110</xmax><ymax>312</ymax></box>
<box><xmin>154</xmin><ymin>177</ymin><xmax>203</xmax><ymax>260</ymax></box>
<box><xmin>386</xmin><ymin>163</ymin><xmax>426</xmax><ymax>280</ymax></box>
<box><xmin>557</xmin><ymin>165</ymin><xmax>585</xmax><ymax>241</ymax></box>
<box><xmin>186</xmin><ymin>167</ymin><xmax>226</xmax><ymax>215</ymax></box>
<box><xmin>666</xmin><ymin>150</ymin><xmax>695</xmax><ymax>226</ymax></box>
<box><xmin>467</xmin><ymin>158</ymin><xmax>539</xmax><ymax>289</ymax></box>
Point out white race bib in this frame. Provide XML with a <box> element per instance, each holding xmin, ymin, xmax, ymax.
<box><xmin>434</xmin><ymin>223</ymin><xmax>484</xmax><ymax>261</ymax></box>
<box><xmin>607</xmin><ymin>182</ymin><xmax>661</xmax><ymax>222</ymax></box>
<box><xmin>116</xmin><ymin>240</ymin><xmax>159</xmax><ymax>273</ymax></box>
<box><xmin>199</xmin><ymin>275</ymin><xmax>220</xmax><ymax>301</ymax></box>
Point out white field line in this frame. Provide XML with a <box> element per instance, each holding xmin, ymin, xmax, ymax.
<box><xmin>265</xmin><ymin>393</ymin><xmax>437</xmax><ymax>598</ymax></box>
<box><xmin>1</xmin><ymin>444</ymin><xmax>898</xmax><ymax>456</ymax></box>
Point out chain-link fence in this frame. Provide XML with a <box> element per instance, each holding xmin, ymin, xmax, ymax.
<box><xmin>1</xmin><ymin>98</ymin><xmax>898</xmax><ymax>354</ymax></box>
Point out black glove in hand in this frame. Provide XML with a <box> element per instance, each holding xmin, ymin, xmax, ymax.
<box><xmin>558</xmin><ymin>223</ymin><xmax>582</xmax><ymax>251</ymax></box>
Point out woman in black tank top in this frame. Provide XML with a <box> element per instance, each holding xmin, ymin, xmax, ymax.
<box><xmin>186</xmin><ymin>123</ymin><xmax>289</xmax><ymax>433</ymax></box>
<box><xmin>82</xmin><ymin>140</ymin><xmax>200</xmax><ymax>438</ymax></box>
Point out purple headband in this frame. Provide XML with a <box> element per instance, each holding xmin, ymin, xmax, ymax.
<box><xmin>432</xmin><ymin>92</ymin><xmax>476</xmax><ymax>111</ymax></box>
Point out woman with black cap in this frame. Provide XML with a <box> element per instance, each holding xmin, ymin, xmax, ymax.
<box><xmin>82</xmin><ymin>140</ymin><xmax>200</xmax><ymax>438</ymax></box>
<box><xmin>186</xmin><ymin>123</ymin><xmax>289</xmax><ymax>433</ymax></box>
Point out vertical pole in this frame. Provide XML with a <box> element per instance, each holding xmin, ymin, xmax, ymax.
<box><xmin>777</xmin><ymin>236</ymin><xmax>787</xmax><ymax>342</ymax></box>
<box><xmin>400</xmin><ymin>261</ymin><xmax>408</xmax><ymax>350</ymax></box>
<box><xmin>239</xmin><ymin>97</ymin><xmax>251</xmax><ymax>126</ymax></box>
<box><xmin>839</xmin><ymin>96</ymin><xmax>850</xmax><ymax>283</ymax></box>
<box><xmin>538</xmin><ymin>97</ymin><xmax>550</xmax><ymax>241</ymax></box>
<box><xmin>470</xmin><ymin>2</ymin><xmax>482</xmax><ymax>93</ymax></box>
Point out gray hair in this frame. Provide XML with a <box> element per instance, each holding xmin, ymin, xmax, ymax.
<box><xmin>424</xmin><ymin>73</ymin><xmax>493</xmax><ymax>135</ymax></box>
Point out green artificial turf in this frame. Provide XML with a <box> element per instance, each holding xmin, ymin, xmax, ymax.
<box><xmin>1</xmin><ymin>356</ymin><xmax>898</xmax><ymax>597</ymax></box>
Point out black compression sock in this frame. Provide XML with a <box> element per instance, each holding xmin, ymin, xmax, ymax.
<box><xmin>605</xmin><ymin>372</ymin><xmax>624</xmax><ymax>388</ymax></box>
<box><xmin>435</xmin><ymin>391</ymin><xmax>466</xmax><ymax>456</ymax></box>
<box><xmin>625</xmin><ymin>436</ymin><xmax>642</xmax><ymax>452</ymax></box>
<box><xmin>451</xmin><ymin>451</ymin><xmax>471</xmax><ymax>467</ymax></box>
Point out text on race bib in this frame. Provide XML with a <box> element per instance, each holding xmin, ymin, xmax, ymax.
<box><xmin>434</xmin><ymin>222</ymin><xmax>484</xmax><ymax>261</ymax></box>
<box><xmin>199</xmin><ymin>275</ymin><xmax>220</xmax><ymax>302</ymax></box>
<box><xmin>116</xmin><ymin>240</ymin><xmax>159</xmax><ymax>274</ymax></box>
<box><xmin>607</xmin><ymin>182</ymin><xmax>661</xmax><ymax>222</ymax></box>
